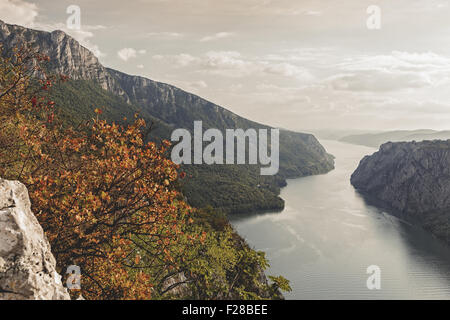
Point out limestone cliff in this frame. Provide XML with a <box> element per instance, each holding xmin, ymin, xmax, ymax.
<box><xmin>351</xmin><ymin>140</ymin><xmax>450</xmax><ymax>245</ymax></box>
<box><xmin>0</xmin><ymin>178</ymin><xmax>70</xmax><ymax>300</ymax></box>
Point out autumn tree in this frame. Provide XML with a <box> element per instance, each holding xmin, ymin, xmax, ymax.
<box><xmin>0</xmin><ymin>45</ymin><xmax>290</xmax><ymax>300</ymax></box>
<box><xmin>0</xmin><ymin>46</ymin><xmax>199</xmax><ymax>299</ymax></box>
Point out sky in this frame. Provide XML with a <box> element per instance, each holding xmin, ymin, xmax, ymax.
<box><xmin>2</xmin><ymin>0</ymin><xmax>450</xmax><ymax>132</ymax></box>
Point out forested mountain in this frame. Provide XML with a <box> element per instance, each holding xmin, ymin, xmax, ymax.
<box><xmin>0</xmin><ymin>20</ymin><xmax>334</xmax><ymax>214</ymax></box>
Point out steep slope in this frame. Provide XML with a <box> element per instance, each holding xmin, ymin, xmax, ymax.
<box><xmin>0</xmin><ymin>20</ymin><xmax>334</xmax><ymax>214</ymax></box>
<box><xmin>0</xmin><ymin>20</ymin><xmax>121</xmax><ymax>94</ymax></box>
<box><xmin>351</xmin><ymin>140</ymin><xmax>450</xmax><ymax>245</ymax></box>
<box><xmin>340</xmin><ymin>129</ymin><xmax>450</xmax><ymax>148</ymax></box>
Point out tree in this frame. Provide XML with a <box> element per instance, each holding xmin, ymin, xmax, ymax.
<box><xmin>0</xmin><ymin>46</ymin><xmax>196</xmax><ymax>299</ymax></box>
<box><xmin>0</xmin><ymin>45</ymin><xmax>291</xmax><ymax>300</ymax></box>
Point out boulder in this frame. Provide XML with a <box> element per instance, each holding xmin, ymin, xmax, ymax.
<box><xmin>0</xmin><ymin>178</ymin><xmax>70</xmax><ymax>300</ymax></box>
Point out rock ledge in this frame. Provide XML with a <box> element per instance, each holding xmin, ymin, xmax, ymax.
<box><xmin>0</xmin><ymin>178</ymin><xmax>70</xmax><ymax>300</ymax></box>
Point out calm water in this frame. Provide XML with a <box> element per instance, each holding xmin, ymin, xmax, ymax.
<box><xmin>230</xmin><ymin>140</ymin><xmax>450</xmax><ymax>299</ymax></box>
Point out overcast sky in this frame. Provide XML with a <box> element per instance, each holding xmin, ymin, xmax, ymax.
<box><xmin>2</xmin><ymin>0</ymin><xmax>450</xmax><ymax>132</ymax></box>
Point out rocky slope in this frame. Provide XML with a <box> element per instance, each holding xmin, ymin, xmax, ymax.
<box><xmin>0</xmin><ymin>20</ymin><xmax>334</xmax><ymax>214</ymax></box>
<box><xmin>351</xmin><ymin>140</ymin><xmax>450</xmax><ymax>245</ymax></box>
<box><xmin>0</xmin><ymin>20</ymin><xmax>121</xmax><ymax>95</ymax></box>
<box><xmin>0</xmin><ymin>178</ymin><xmax>70</xmax><ymax>300</ymax></box>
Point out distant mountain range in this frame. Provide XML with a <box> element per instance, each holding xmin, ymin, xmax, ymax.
<box><xmin>0</xmin><ymin>20</ymin><xmax>334</xmax><ymax>214</ymax></box>
<box><xmin>340</xmin><ymin>129</ymin><xmax>450</xmax><ymax>148</ymax></box>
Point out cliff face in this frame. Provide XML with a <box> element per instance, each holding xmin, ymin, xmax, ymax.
<box><xmin>0</xmin><ymin>20</ymin><xmax>123</xmax><ymax>95</ymax></box>
<box><xmin>351</xmin><ymin>140</ymin><xmax>450</xmax><ymax>245</ymax></box>
<box><xmin>0</xmin><ymin>179</ymin><xmax>70</xmax><ymax>300</ymax></box>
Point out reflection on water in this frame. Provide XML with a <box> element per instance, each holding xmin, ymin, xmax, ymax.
<box><xmin>230</xmin><ymin>140</ymin><xmax>450</xmax><ymax>299</ymax></box>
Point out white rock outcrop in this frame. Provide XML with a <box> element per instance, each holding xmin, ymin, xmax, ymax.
<box><xmin>0</xmin><ymin>178</ymin><xmax>70</xmax><ymax>300</ymax></box>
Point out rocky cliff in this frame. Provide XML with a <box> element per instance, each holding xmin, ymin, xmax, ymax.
<box><xmin>0</xmin><ymin>178</ymin><xmax>70</xmax><ymax>300</ymax></box>
<box><xmin>351</xmin><ymin>140</ymin><xmax>450</xmax><ymax>245</ymax></box>
<box><xmin>0</xmin><ymin>20</ymin><xmax>123</xmax><ymax>95</ymax></box>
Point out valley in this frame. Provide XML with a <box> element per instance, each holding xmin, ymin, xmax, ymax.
<box><xmin>0</xmin><ymin>20</ymin><xmax>334</xmax><ymax>214</ymax></box>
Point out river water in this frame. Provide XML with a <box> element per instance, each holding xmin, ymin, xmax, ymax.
<box><xmin>230</xmin><ymin>140</ymin><xmax>450</xmax><ymax>299</ymax></box>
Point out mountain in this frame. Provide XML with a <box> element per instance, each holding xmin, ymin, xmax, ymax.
<box><xmin>351</xmin><ymin>140</ymin><xmax>450</xmax><ymax>245</ymax></box>
<box><xmin>312</xmin><ymin>129</ymin><xmax>382</xmax><ymax>141</ymax></box>
<box><xmin>340</xmin><ymin>129</ymin><xmax>450</xmax><ymax>148</ymax></box>
<box><xmin>0</xmin><ymin>20</ymin><xmax>334</xmax><ymax>214</ymax></box>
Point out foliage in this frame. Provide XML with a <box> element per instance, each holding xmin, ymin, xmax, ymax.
<box><xmin>45</xmin><ymin>78</ymin><xmax>333</xmax><ymax>214</ymax></box>
<box><xmin>0</xmin><ymin>46</ymin><xmax>291</xmax><ymax>300</ymax></box>
<box><xmin>0</xmin><ymin>46</ymin><xmax>194</xmax><ymax>299</ymax></box>
<box><xmin>171</xmin><ymin>207</ymin><xmax>291</xmax><ymax>300</ymax></box>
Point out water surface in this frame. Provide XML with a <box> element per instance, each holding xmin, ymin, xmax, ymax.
<box><xmin>230</xmin><ymin>140</ymin><xmax>450</xmax><ymax>299</ymax></box>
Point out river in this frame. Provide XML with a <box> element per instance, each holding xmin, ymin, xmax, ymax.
<box><xmin>230</xmin><ymin>139</ymin><xmax>450</xmax><ymax>299</ymax></box>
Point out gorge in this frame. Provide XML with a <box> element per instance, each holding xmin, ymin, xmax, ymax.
<box><xmin>2</xmin><ymin>18</ymin><xmax>450</xmax><ymax>301</ymax></box>
<box><xmin>232</xmin><ymin>140</ymin><xmax>450</xmax><ymax>299</ymax></box>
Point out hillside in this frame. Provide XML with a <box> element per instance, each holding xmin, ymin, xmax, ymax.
<box><xmin>351</xmin><ymin>140</ymin><xmax>450</xmax><ymax>245</ymax></box>
<box><xmin>0</xmin><ymin>20</ymin><xmax>334</xmax><ymax>214</ymax></box>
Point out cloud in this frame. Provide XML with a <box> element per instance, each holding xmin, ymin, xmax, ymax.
<box><xmin>377</xmin><ymin>99</ymin><xmax>450</xmax><ymax>115</ymax></box>
<box><xmin>118</xmin><ymin>48</ymin><xmax>146</xmax><ymax>61</ymax></box>
<box><xmin>0</xmin><ymin>0</ymin><xmax>38</xmax><ymax>27</ymax></box>
<box><xmin>261</xmin><ymin>62</ymin><xmax>313</xmax><ymax>79</ymax></box>
<box><xmin>175</xmin><ymin>53</ymin><xmax>197</xmax><ymax>66</ymax></box>
<box><xmin>199</xmin><ymin>32</ymin><xmax>234</xmax><ymax>42</ymax></box>
<box><xmin>201</xmin><ymin>51</ymin><xmax>249</xmax><ymax>74</ymax></box>
<box><xmin>203</xmin><ymin>51</ymin><xmax>314</xmax><ymax>80</ymax></box>
<box><xmin>326</xmin><ymin>71</ymin><xmax>432</xmax><ymax>92</ymax></box>
<box><xmin>147</xmin><ymin>31</ymin><xmax>184</xmax><ymax>38</ymax></box>
<box><xmin>338</xmin><ymin>51</ymin><xmax>450</xmax><ymax>73</ymax></box>
<box><xmin>327</xmin><ymin>51</ymin><xmax>450</xmax><ymax>92</ymax></box>
<box><xmin>152</xmin><ymin>53</ymin><xmax>197</xmax><ymax>66</ymax></box>
<box><xmin>152</xmin><ymin>51</ymin><xmax>253</xmax><ymax>77</ymax></box>
<box><xmin>168</xmin><ymin>79</ymin><xmax>208</xmax><ymax>94</ymax></box>
<box><xmin>305</xmin><ymin>10</ymin><xmax>322</xmax><ymax>16</ymax></box>
<box><xmin>152</xmin><ymin>51</ymin><xmax>313</xmax><ymax>80</ymax></box>
<box><xmin>184</xmin><ymin>80</ymin><xmax>208</xmax><ymax>90</ymax></box>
